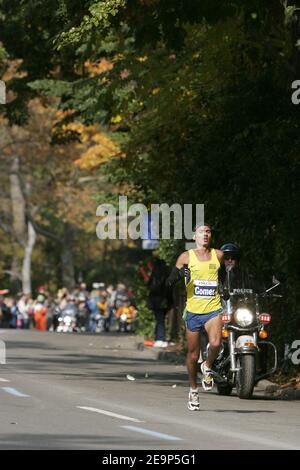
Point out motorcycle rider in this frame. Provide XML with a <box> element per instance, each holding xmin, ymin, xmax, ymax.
<box><xmin>77</xmin><ymin>292</ymin><xmax>89</xmax><ymax>331</ymax></box>
<box><xmin>166</xmin><ymin>223</ymin><xmax>224</xmax><ymax>411</ymax></box>
<box><xmin>115</xmin><ymin>300</ymin><xmax>137</xmax><ymax>332</ymax></box>
<box><xmin>106</xmin><ymin>284</ymin><xmax>116</xmax><ymax>331</ymax></box>
<box><xmin>114</xmin><ymin>283</ymin><xmax>129</xmax><ymax>309</ymax></box>
<box><xmin>87</xmin><ymin>289</ymin><xmax>101</xmax><ymax>333</ymax></box>
<box><xmin>97</xmin><ymin>289</ymin><xmax>108</xmax><ymax>330</ymax></box>
<box><xmin>219</xmin><ymin>243</ymin><xmax>270</xmax><ymax>379</ymax></box>
<box><xmin>197</xmin><ymin>243</ymin><xmax>242</xmax><ymax>367</ymax></box>
<box><xmin>220</xmin><ymin>242</ymin><xmax>240</xmax><ymax>274</ymax></box>
<box><xmin>219</xmin><ymin>242</ymin><xmax>260</xmax><ymax>297</ymax></box>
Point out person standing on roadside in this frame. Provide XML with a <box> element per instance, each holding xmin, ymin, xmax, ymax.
<box><xmin>34</xmin><ymin>294</ymin><xmax>48</xmax><ymax>331</ymax></box>
<box><xmin>147</xmin><ymin>256</ymin><xmax>172</xmax><ymax>348</ymax></box>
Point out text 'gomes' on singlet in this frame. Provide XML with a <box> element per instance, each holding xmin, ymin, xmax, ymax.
<box><xmin>186</xmin><ymin>248</ymin><xmax>222</xmax><ymax>315</ymax></box>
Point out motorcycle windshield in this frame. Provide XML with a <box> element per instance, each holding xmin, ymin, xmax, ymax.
<box><xmin>62</xmin><ymin>305</ymin><xmax>77</xmax><ymax>317</ymax></box>
<box><xmin>226</xmin><ymin>268</ymin><xmax>258</xmax><ymax>308</ymax></box>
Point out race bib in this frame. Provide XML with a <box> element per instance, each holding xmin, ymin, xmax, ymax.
<box><xmin>193</xmin><ymin>280</ymin><xmax>218</xmax><ymax>299</ymax></box>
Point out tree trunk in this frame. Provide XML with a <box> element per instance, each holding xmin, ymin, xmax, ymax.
<box><xmin>7</xmin><ymin>257</ymin><xmax>22</xmax><ymax>292</ymax></box>
<box><xmin>9</xmin><ymin>157</ymin><xmax>37</xmax><ymax>294</ymax></box>
<box><xmin>9</xmin><ymin>156</ymin><xmax>25</xmax><ymax>289</ymax></box>
<box><xmin>9</xmin><ymin>157</ymin><xmax>26</xmax><ymax>241</ymax></box>
<box><xmin>61</xmin><ymin>222</ymin><xmax>75</xmax><ymax>290</ymax></box>
<box><xmin>22</xmin><ymin>221</ymin><xmax>36</xmax><ymax>294</ymax></box>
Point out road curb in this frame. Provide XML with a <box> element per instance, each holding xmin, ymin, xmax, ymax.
<box><xmin>137</xmin><ymin>342</ymin><xmax>185</xmax><ymax>364</ymax></box>
<box><xmin>264</xmin><ymin>384</ymin><xmax>300</xmax><ymax>400</ymax></box>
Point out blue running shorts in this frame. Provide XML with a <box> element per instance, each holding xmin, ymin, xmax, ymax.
<box><xmin>184</xmin><ymin>308</ymin><xmax>223</xmax><ymax>332</ymax></box>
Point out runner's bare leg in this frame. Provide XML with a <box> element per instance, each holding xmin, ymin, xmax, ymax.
<box><xmin>204</xmin><ymin>314</ymin><xmax>222</xmax><ymax>369</ymax></box>
<box><xmin>186</xmin><ymin>329</ymin><xmax>201</xmax><ymax>389</ymax></box>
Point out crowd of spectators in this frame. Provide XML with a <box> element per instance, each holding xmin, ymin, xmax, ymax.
<box><xmin>0</xmin><ymin>282</ymin><xmax>137</xmax><ymax>333</ymax></box>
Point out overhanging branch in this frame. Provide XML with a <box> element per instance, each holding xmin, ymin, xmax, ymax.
<box><xmin>27</xmin><ymin>214</ymin><xmax>62</xmax><ymax>244</ymax></box>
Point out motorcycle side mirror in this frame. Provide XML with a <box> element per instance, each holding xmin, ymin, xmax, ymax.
<box><xmin>272</xmin><ymin>275</ymin><xmax>281</xmax><ymax>285</ymax></box>
<box><xmin>265</xmin><ymin>281</ymin><xmax>281</xmax><ymax>294</ymax></box>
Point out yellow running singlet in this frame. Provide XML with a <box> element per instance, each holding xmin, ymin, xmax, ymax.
<box><xmin>186</xmin><ymin>248</ymin><xmax>222</xmax><ymax>314</ymax></box>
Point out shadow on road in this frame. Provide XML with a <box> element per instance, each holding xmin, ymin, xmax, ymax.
<box><xmin>2</xmin><ymin>334</ymin><xmax>288</xmax><ymax>400</ymax></box>
<box><xmin>209</xmin><ymin>409</ymin><xmax>276</xmax><ymax>413</ymax></box>
<box><xmin>0</xmin><ymin>432</ymin><xmax>160</xmax><ymax>450</ymax></box>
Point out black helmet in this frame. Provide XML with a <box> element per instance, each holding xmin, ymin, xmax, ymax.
<box><xmin>220</xmin><ymin>242</ymin><xmax>240</xmax><ymax>259</ymax></box>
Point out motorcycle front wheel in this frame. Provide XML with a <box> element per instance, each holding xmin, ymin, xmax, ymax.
<box><xmin>236</xmin><ymin>354</ymin><xmax>256</xmax><ymax>399</ymax></box>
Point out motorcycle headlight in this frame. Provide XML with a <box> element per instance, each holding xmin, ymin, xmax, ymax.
<box><xmin>233</xmin><ymin>308</ymin><xmax>254</xmax><ymax>327</ymax></box>
<box><xmin>65</xmin><ymin>315</ymin><xmax>71</xmax><ymax>325</ymax></box>
<box><xmin>120</xmin><ymin>313</ymin><xmax>127</xmax><ymax>321</ymax></box>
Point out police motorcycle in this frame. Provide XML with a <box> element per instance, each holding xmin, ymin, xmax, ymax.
<box><xmin>205</xmin><ymin>270</ymin><xmax>281</xmax><ymax>399</ymax></box>
<box><xmin>117</xmin><ymin>304</ymin><xmax>137</xmax><ymax>333</ymax></box>
<box><xmin>198</xmin><ymin>242</ymin><xmax>281</xmax><ymax>399</ymax></box>
<box><xmin>56</xmin><ymin>298</ymin><xmax>78</xmax><ymax>333</ymax></box>
<box><xmin>76</xmin><ymin>293</ymin><xmax>89</xmax><ymax>332</ymax></box>
<box><xmin>87</xmin><ymin>296</ymin><xmax>105</xmax><ymax>333</ymax></box>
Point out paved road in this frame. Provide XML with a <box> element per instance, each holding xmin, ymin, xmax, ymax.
<box><xmin>0</xmin><ymin>329</ymin><xmax>299</xmax><ymax>450</ymax></box>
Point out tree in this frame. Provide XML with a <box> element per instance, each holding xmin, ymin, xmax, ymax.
<box><xmin>1</xmin><ymin>0</ymin><xmax>300</xmax><ymax>348</ymax></box>
<box><xmin>45</xmin><ymin>0</ymin><xmax>300</xmax><ymax>345</ymax></box>
<box><xmin>0</xmin><ymin>97</ymin><xmax>121</xmax><ymax>291</ymax></box>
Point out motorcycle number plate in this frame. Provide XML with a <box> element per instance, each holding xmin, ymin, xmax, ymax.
<box><xmin>193</xmin><ymin>280</ymin><xmax>217</xmax><ymax>299</ymax></box>
<box><xmin>235</xmin><ymin>335</ymin><xmax>256</xmax><ymax>349</ymax></box>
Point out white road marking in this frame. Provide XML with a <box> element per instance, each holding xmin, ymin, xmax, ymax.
<box><xmin>121</xmin><ymin>425</ymin><xmax>183</xmax><ymax>441</ymax></box>
<box><xmin>1</xmin><ymin>387</ymin><xmax>30</xmax><ymax>397</ymax></box>
<box><xmin>77</xmin><ymin>406</ymin><xmax>143</xmax><ymax>423</ymax></box>
<box><xmin>0</xmin><ymin>378</ymin><xmax>10</xmax><ymax>382</ymax></box>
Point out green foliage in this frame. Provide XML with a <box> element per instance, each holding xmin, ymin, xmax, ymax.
<box><xmin>132</xmin><ymin>258</ymin><xmax>154</xmax><ymax>338</ymax></box>
<box><xmin>28</xmin><ymin>79</ymin><xmax>72</xmax><ymax>96</ymax></box>
<box><xmin>134</xmin><ymin>280</ymin><xmax>154</xmax><ymax>339</ymax></box>
<box><xmin>284</xmin><ymin>5</ymin><xmax>300</xmax><ymax>26</ymax></box>
<box><xmin>154</xmin><ymin>239</ymin><xmax>184</xmax><ymax>267</ymax></box>
<box><xmin>56</xmin><ymin>0</ymin><xmax>126</xmax><ymax>49</ymax></box>
<box><xmin>0</xmin><ymin>0</ymin><xmax>79</xmax><ymax>123</ymax></box>
<box><xmin>0</xmin><ymin>43</ymin><xmax>7</xmax><ymax>60</ymax></box>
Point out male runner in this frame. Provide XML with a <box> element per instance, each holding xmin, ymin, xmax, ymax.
<box><xmin>167</xmin><ymin>224</ymin><xmax>224</xmax><ymax>411</ymax></box>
